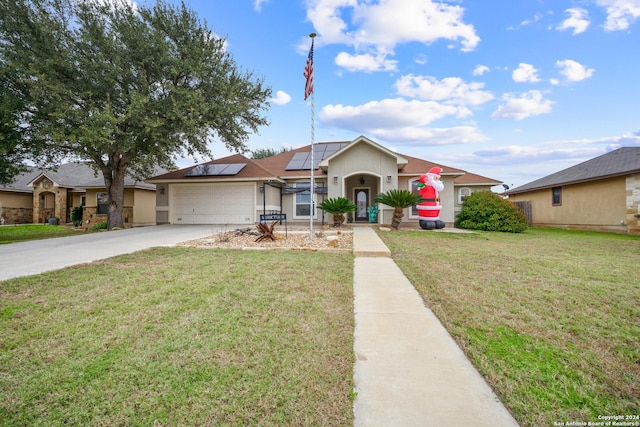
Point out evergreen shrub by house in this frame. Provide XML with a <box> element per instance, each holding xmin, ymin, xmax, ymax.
<box><xmin>71</xmin><ymin>206</ymin><xmax>83</xmax><ymax>227</ymax></box>
<box><xmin>455</xmin><ymin>191</ymin><xmax>528</xmax><ymax>233</ymax></box>
<box><xmin>91</xmin><ymin>221</ymin><xmax>108</xmax><ymax>231</ymax></box>
<box><xmin>317</xmin><ymin>197</ymin><xmax>356</xmax><ymax>226</ymax></box>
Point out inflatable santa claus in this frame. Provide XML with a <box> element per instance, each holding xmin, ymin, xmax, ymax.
<box><xmin>416</xmin><ymin>166</ymin><xmax>446</xmax><ymax>230</ymax></box>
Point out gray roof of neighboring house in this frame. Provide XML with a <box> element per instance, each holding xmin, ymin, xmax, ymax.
<box><xmin>1</xmin><ymin>163</ymin><xmax>159</xmax><ymax>192</ymax></box>
<box><xmin>507</xmin><ymin>147</ymin><xmax>640</xmax><ymax>194</ymax></box>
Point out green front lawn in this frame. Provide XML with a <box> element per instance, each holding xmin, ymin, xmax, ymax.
<box><xmin>0</xmin><ymin>248</ymin><xmax>355</xmax><ymax>426</ymax></box>
<box><xmin>1</xmin><ymin>227</ymin><xmax>638</xmax><ymax>426</ymax></box>
<box><xmin>0</xmin><ymin>224</ymin><xmax>87</xmax><ymax>244</ymax></box>
<box><xmin>379</xmin><ymin>227</ymin><xmax>640</xmax><ymax>427</ymax></box>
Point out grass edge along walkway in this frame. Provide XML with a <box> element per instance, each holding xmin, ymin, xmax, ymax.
<box><xmin>378</xmin><ymin>227</ymin><xmax>640</xmax><ymax>427</ymax></box>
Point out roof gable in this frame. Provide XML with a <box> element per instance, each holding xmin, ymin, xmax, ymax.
<box><xmin>318</xmin><ymin>135</ymin><xmax>408</xmax><ymax>169</ymax></box>
<box><xmin>508</xmin><ymin>147</ymin><xmax>640</xmax><ymax>194</ymax></box>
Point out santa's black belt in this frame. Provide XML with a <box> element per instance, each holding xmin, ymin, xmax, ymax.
<box><xmin>422</xmin><ymin>198</ymin><xmax>439</xmax><ymax>202</ymax></box>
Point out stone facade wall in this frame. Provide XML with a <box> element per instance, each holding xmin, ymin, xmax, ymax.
<box><xmin>82</xmin><ymin>206</ymin><xmax>134</xmax><ymax>229</ymax></box>
<box><xmin>626</xmin><ymin>174</ymin><xmax>640</xmax><ymax>235</ymax></box>
<box><xmin>32</xmin><ymin>177</ymin><xmax>68</xmax><ymax>223</ymax></box>
<box><xmin>0</xmin><ymin>207</ymin><xmax>34</xmax><ymax>224</ymax></box>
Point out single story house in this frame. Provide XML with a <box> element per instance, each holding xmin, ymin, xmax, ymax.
<box><xmin>506</xmin><ymin>147</ymin><xmax>640</xmax><ymax>235</ymax></box>
<box><xmin>147</xmin><ymin>135</ymin><xmax>502</xmax><ymax>227</ymax></box>
<box><xmin>0</xmin><ymin>162</ymin><xmax>158</xmax><ymax>227</ymax></box>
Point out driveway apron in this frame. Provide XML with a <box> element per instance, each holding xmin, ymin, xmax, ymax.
<box><xmin>0</xmin><ymin>225</ymin><xmax>223</xmax><ymax>281</ymax></box>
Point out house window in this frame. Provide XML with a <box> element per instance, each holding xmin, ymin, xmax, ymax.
<box><xmin>97</xmin><ymin>192</ymin><xmax>109</xmax><ymax>215</ymax></box>
<box><xmin>458</xmin><ymin>187</ymin><xmax>471</xmax><ymax>204</ymax></box>
<box><xmin>552</xmin><ymin>187</ymin><xmax>562</xmax><ymax>206</ymax></box>
<box><xmin>295</xmin><ymin>182</ymin><xmax>311</xmax><ymax>217</ymax></box>
<box><xmin>409</xmin><ymin>179</ymin><xmax>421</xmax><ymax>218</ymax></box>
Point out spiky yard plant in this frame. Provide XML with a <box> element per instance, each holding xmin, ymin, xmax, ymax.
<box><xmin>374</xmin><ymin>189</ymin><xmax>422</xmax><ymax>230</ymax></box>
<box><xmin>317</xmin><ymin>197</ymin><xmax>357</xmax><ymax>226</ymax></box>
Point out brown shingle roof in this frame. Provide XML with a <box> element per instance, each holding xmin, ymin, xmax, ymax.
<box><xmin>149</xmin><ymin>154</ymin><xmax>281</xmax><ymax>181</ymax></box>
<box><xmin>399</xmin><ymin>153</ymin><xmax>466</xmax><ymax>176</ymax></box>
<box><xmin>454</xmin><ymin>171</ymin><xmax>502</xmax><ymax>185</ymax></box>
<box><xmin>507</xmin><ymin>147</ymin><xmax>640</xmax><ymax>194</ymax></box>
<box><xmin>147</xmin><ymin>140</ymin><xmax>502</xmax><ymax>186</ymax></box>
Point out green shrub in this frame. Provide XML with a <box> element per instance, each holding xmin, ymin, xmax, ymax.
<box><xmin>317</xmin><ymin>197</ymin><xmax>356</xmax><ymax>226</ymax></box>
<box><xmin>317</xmin><ymin>197</ymin><xmax>356</xmax><ymax>215</ymax></box>
<box><xmin>455</xmin><ymin>191</ymin><xmax>528</xmax><ymax>233</ymax></box>
<box><xmin>71</xmin><ymin>206</ymin><xmax>83</xmax><ymax>227</ymax></box>
<box><xmin>91</xmin><ymin>221</ymin><xmax>108</xmax><ymax>230</ymax></box>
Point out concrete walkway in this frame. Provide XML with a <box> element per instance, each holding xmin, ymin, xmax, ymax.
<box><xmin>352</xmin><ymin>227</ymin><xmax>519</xmax><ymax>427</ymax></box>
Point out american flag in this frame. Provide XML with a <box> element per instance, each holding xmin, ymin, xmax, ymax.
<box><xmin>303</xmin><ymin>38</ymin><xmax>314</xmax><ymax>100</ymax></box>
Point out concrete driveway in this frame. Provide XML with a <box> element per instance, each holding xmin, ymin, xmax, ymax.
<box><xmin>0</xmin><ymin>225</ymin><xmax>231</xmax><ymax>281</ymax></box>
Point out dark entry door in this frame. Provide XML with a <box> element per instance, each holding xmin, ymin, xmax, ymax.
<box><xmin>355</xmin><ymin>189</ymin><xmax>369</xmax><ymax>221</ymax></box>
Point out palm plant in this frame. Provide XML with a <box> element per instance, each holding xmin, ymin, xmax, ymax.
<box><xmin>317</xmin><ymin>197</ymin><xmax>357</xmax><ymax>226</ymax></box>
<box><xmin>374</xmin><ymin>189</ymin><xmax>422</xmax><ymax>230</ymax></box>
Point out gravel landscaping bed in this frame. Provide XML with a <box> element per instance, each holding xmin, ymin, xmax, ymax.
<box><xmin>178</xmin><ymin>225</ymin><xmax>353</xmax><ymax>251</ymax></box>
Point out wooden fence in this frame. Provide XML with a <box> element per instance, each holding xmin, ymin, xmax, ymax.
<box><xmin>513</xmin><ymin>200</ymin><xmax>532</xmax><ymax>225</ymax></box>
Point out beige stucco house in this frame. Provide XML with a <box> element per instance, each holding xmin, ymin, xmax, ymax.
<box><xmin>506</xmin><ymin>147</ymin><xmax>640</xmax><ymax>235</ymax></box>
<box><xmin>147</xmin><ymin>136</ymin><xmax>502</xmax><ymax>227</ymax></box>
<box><xmin>0</xmin><ymin>163</ymin><xmax>158</xmax><ymax>227</ymax></box>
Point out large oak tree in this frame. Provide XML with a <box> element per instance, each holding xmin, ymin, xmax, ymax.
<box><xmin>0</xmin><ymin>0</ymin><xmax>271</xmax><ymax>228</ymax></box>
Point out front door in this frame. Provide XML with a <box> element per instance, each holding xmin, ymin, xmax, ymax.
<box><xmin>355</xmin><ymin>189</ymin><xmax>369</xmax><ymax>222</ymax></box>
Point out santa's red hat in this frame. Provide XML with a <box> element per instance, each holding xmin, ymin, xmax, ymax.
<box><xmin>427</xmin><ymin>166</ymin><xmax>442</xmax><ymax>177</ymax></box>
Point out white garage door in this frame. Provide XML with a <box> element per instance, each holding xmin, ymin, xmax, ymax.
<box><xmin>171</xmin><ymin>183</ymin><xmax>255</xmax><ymax>224</ymax></box>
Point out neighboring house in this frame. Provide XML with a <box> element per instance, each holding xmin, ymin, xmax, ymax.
<box><xmin>147</xmin><ymin>135</ymin><xmax>502</xmax><ymax>227</ymax></box>
<box><xmin>0</xmin><ymin>163</ymin><xmax>159</xmax><ymax>228</ymax></box>
<box><xmin>506</xmin><ymin>147</ymin><xmax>640</xmax><ymax>235</ymax></box>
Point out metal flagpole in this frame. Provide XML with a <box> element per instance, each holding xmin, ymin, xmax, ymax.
<box><xmin>306</xmin><ymin>33</ymin><xmax>316</xmax><ymax>241</ymax></box>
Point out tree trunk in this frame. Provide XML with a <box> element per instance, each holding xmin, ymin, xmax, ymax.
<box><xmin>98</xmin><ymin>153</ymin><xmax>129</xmax><ymax>230</ymax></box>
<box><xmin>107</xmin><ymin>169</ymin><xmax>126</xmax><ymax>230</ymax></box>
<box><xmin>391</xmin><ymin>208</ymin><xmax>404</xmax><ymax>230</ymax></box>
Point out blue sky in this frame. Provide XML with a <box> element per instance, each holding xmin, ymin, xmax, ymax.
<box><xmin>167</xmin><ymin>0</ymin><xmax>640</xmax><ymax>189</ymax></box>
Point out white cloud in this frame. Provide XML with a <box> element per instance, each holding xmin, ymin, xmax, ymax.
<box><xmin>473</xmin><ymin>65</ymin><xmax>490</xmax><ymax>76</ymax></box>
<box><xmin>557</xmin><ymin>8</ymin><xmax>590</xmax><ymax>34</ymax></box>
<box><xmin>334</xmin><ymin>51</ymin><xmax>398</xmax><ymax>72</ymax></box>
<box><xmin>596</xmin><ymin>0</ymin><xmax>640</xmax><ymax>31</ymax></box>
<box><xmin>306</xmin><ymin>0</ymin><xmax>480</xmax><ymax>72</ymax></box>
<box><xmin>512</xmin><ymin>63</ymin><xmax>541</xmax><ymax>83</ymax></box>
<box><xmin>373</xmin><ymin>126</ymin><xmax>488</xmax><ymax>145</ymax></box>
<box><xmin>554</xmin><ymin>59</ymin><xmax>595</xmax><ymax>83</ymax></box>
<box><xmin>320</xmin><ymin>98</ymin><xmax>464</xmax><ymax>131</ymax></box>
<box><xmin>491</xmin><ymin>90</ymin><xmax>554</xmax><ymax>120</ymax></box>
<box><xmin>507</xmin><ymin>12</ymin><xmax>544</xmax><ymax>31</ymax></box>
<box><xmin>394</xmin><ymin>75</ymin><xmax>494</xmax><ymax>106</ymax></box>
<box><xmin>520</xmin><ymin>13</ymin><xmax>543</xmax><ymax>27</ymax></box>
<box><xmin>414</xmin><ymin>54</ymin><xmax>428</xmax><ymax>65</ymax></box>
<box><xmin>253</xmin><ymin>0</ymin><xmax>268</xmax><ymax>12</ymax></box>
<box><xmin>269</xmin><ymin>90</ymin><xmax>291</xmax><ymax>106</ymax></box>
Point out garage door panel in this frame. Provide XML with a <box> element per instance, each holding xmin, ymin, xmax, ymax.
<box><xmin>171</xmin><ymin>184</ymin><xmax>254</xmax><ymax>224</ymax></box>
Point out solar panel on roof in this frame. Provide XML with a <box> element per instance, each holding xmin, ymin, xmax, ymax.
<box><xmin>285</xmin><ymin>152</ymin><xmax>309</xmax><ymax>170</ymax></box>
<box><xmin>284</xmin><ymin>143</ymin><xmax>349</xmax><ymax>170</ymax></box>
<box><xmin>185</xmin><ymin>163</ymin><xmax>247</xmax><ymax>176</ymax></box>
